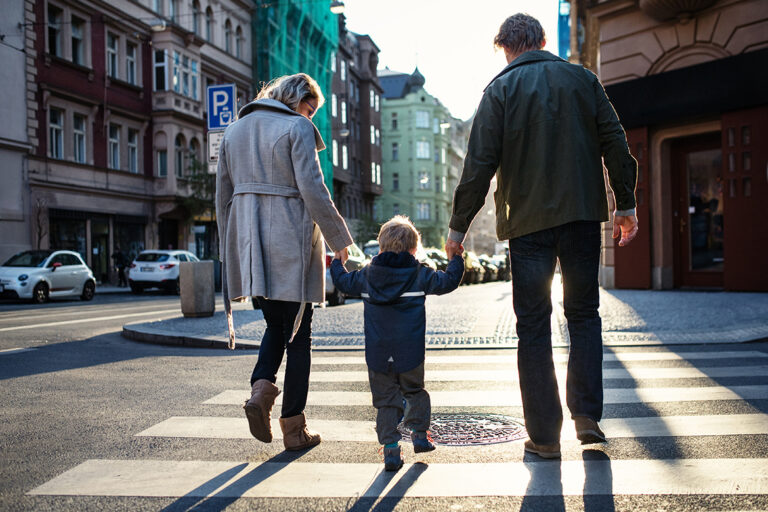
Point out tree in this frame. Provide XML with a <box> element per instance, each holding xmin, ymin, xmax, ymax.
<box><xmin>178</xmin><ymin>152</ymin><xmax>217</xmax><ymax>259</ymax></box>
<box><xmin>35</xmin><ymin>197</ymin><xmax>48</xmax><ymax>250</ymax></box>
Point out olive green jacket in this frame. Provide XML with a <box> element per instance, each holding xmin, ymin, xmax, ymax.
<box><xmin>449</xmin><ymin>50</ymin><xmax>637</xmax><ymax>241</ymax></box>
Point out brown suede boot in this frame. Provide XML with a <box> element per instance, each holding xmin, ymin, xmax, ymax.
<box><xmin>279</xmin><ymin>413</ymin><xmax>321</xmax><ymax>451</ymax></box>
<box><xmin>243</xmin><ymin>379</ymin><xmax>280</xmax><ymax>442</ymax></box>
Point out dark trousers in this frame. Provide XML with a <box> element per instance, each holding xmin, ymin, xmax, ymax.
<box><xmin>509</xmin><ymin>221</ymin><xmax>603</xmax><ymax>445</ymax></box>
<box><xmin>251</xmin><ymin>297</ymin><xmax>313</xmax><ymax>418</ymax></box>
<box><xmin>368</xmin><ymin>363</ymin><xmax>431</xmax><ymax>445</ymax></box>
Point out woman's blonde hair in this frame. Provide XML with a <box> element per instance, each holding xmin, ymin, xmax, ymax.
<box><xmin>256</xmin><ymin>73</ymin><xmax>325</xmax><ymax>112</ymax></box>
<box><xmin>378</xmin><ymin>215</ymin><xmax>421</xmax><ymax>254</ymax></box>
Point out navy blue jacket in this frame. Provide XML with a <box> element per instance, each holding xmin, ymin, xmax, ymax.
<box><xmin>331</xmin><ymin>252</ymin><xmax>464</xmax><ymax>373</ymax></box>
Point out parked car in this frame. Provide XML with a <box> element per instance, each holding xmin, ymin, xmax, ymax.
<box><xmin>0</xmin><ymin>250</ymin><xmax>96</xmax><ymax>303</ymax></box>
<box><xmin>127</xmin><ymin>250</ymin><xmax>199</xmax><ymax>294</ymax></box>
<box><xmin>362</xmin><ymin>240</ymin><xmax>379</xmax><ymax>259</ymax></box>
<box><xmin>425</xmin><ymin>248</ymin><xmax>449</xmax><ymax>271</ymax></box>
<box><xmin>478</xmin><ymin>255</ymin><xmax>499</xmax><ymax>282</ymax></box>
<box><xmin>325</xmin><ymin>242</ymin><xmax>367</xmax><ymax>306</ymax></box>
<box><xmin>491</xmin><ymin>253</ymin><xmax>511</xmax><ymax>281</ymax></box>
<box><xmin>462</xmin><ymin>251</ymin><xmax>485</xmax><ymax>285</ymax></box>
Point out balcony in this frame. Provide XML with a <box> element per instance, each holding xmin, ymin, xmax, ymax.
<box><xmin>363</xmin><ymin>182</ymin><xmax>383</xmax><ymax>196</ymax></box>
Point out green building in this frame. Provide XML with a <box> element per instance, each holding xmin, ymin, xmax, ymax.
<box><xmin>253</xmin><ymin>1</ymin><xmax>340</xmax><ymax>190</ymax></box>
<box><xmin>377</xmin><ymin>68</ymin><xmax>458</xmax><ymax>248</ymax></box>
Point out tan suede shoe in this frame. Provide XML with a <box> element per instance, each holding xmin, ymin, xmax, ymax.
<box><xmin>524</xmin><ymin>439</ymin><xmax>561</xmax><ymax>459</ymax></box>
<box><xmin>243</xmin><ymin>379</ymin><xmax>280</xmax><ymax>442</ymax></box>
<box><xmin>574</xmin><ymin>417</ymin><xmax>607</xmax><ymax>444</ymax></box>
<box><xmin>279</xmin><ymin>413</ymin><xmax>321</xmax><ymax>451</ymax></box>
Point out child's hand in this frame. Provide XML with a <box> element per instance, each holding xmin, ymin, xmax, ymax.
<box><xmin>335</xmin><ymin>247</ymin><xmax>349</xmax><ymax>264</ymax></box>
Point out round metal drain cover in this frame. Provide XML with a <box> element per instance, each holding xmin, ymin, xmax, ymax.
<box><xmin>397</xmin><ymin>413</ymin><xmax>526</xmax><ymax>446</ymax></box>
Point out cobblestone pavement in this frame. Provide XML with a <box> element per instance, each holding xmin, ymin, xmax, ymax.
<box><xmin>122</xmin><ymin>277</ymin><xmax>768</xmax><ymax>349</ymax></box>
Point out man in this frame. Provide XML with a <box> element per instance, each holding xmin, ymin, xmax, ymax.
<box><xmin>447</xmin><ymin>13</ymin><xmax>638</xmax><ymax>459</ymax></box>
<box><xmin>111</xmin><ymin>246</ymin><xmax>127</xmax><ymax>287</ymax></box>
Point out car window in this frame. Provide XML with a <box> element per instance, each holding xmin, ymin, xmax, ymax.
<box><xmin>2</xmin><ymin>250</ymin><xmax>52</xmax><ymax>267</ymax></box>
<box><xmin>188</xmin><ymin>254</ymin><xmax>199</xmax><ymax>262</ymax></box>
<box><xmin>62</xmin><ymin>254</ymin><xmax>81</xmax><ymax>266</ymax></box>
<box><xmin>136</xmin><ymin>253</ymin><xmax>169</xmax><ymax>262</ymax></box>
<box><xmin>48</xmin><ymin>254</ymin><xmax>68</xmax><ymax>267</ymax></box>
<box><xmin>176</xmin><ymin>254</ymin><xmax>187</xmax><ymax>262</ymax></box>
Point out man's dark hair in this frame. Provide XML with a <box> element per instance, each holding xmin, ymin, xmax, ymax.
<box><xmin>493</xmin><ymin>13</ymin><xmax>545</xmax><ymax>54</ymax></box>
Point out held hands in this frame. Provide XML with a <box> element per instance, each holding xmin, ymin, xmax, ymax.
<box><xmin>445</xmin><ymin>239</ymin><xmax>464</xmax><ymax>260</ymax></box>
<box><xmin>613</xmin><ymin>213</ymin><xmax>639</xmax><ymax>247</ymax></box>
<box><xmin>334</xmin><ymin>246</ymin><xmax>349</xmax><ymax>264</ymax></box>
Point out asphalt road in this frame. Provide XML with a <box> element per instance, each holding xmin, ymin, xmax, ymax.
<box><xmin>1</xmin><ymin>289</ymin><xmax>767</xmax><ymax>511</ymax></box>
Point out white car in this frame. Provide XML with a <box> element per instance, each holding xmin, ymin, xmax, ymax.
<box><xmin>0</xmin><ymin>250</ymin><xmax>96</xmax><ymax>303</ymax></box>
<box><xmin>128</xmin><ymin>250</ymin><xmax>199</xmax><ymax>294</ymax></box>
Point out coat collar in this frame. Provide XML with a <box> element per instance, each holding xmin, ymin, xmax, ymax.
<box><xmin>237</xmin><ymin>98</ymin><xmax>326</xmax><ymax>151</ymax></box>
<box><xmin>483</xmin><ymin>50</ymin><xmax>566</xmax><ymax>91</ymax></box>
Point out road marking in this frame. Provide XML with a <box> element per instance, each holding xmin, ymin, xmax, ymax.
<box><xmin>0</xmin><ymin>309</ymin><xmax>180</xmax><ymax>332</ymax></box>
<box><xmin>135</xmin><ymin>413</ymin><xmax>768</xmax><ymax>441</ymax></box>
<box><xmin>310</xmin><ymin>351</ymin><xmax>768</xmax><ymax>366</ymax></box>
<box><xmin>204</xmin><ymin>385</ymin><xmax>768</xmax><ymax>407</ymax></box>
<box><xmin>28</xmin><ymin>458</ymin><xmax>768</xmax><ymax>497</ymax></box>
<box><xmin>285</xmin><ymin>365</ymin><xmax>768</xmax><ymax>383</ymax></box>
<box><xmin>0</xmin><ymin>347</ymin><xmax>35</xmax><ymax>355</ymax></box>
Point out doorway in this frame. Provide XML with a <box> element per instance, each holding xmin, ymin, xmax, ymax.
<box><xmin>91</xmin><ymin>219</ymin><xmax>110</xmax><ymax>284</ymax></box>
<box><xmin>671</xmin><ymin>132</ymin><xmax>724</xmax><ymax>288</ymax></box>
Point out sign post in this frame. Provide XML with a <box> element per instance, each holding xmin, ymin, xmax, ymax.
<box><xmin>206</xmin><ymin>83</ymin><xmax>237</xmax><ymax>173</ymax></box>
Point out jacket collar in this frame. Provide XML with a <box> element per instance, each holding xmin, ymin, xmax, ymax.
<box><xmin>483</xmin><ymin>50</ymin><xmax>566</xmax><ymax>91</ymax></box>
<box><xmin>237</xmin><ymin>98</ymin><xmax>326</xmax><ymax>151</ymax></box>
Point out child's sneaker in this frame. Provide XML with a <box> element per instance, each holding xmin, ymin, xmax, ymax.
<box><xmin>412</xmin><ymin>432</ymin><xmax>436</xmax><ymax>453</ymax></box>
<box><xmin>383</xmin><ymin>444</ymin><xmax>404</xmax><ymax>471</ymax></box>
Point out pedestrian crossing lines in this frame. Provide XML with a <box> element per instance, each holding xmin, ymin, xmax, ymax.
<box><xmin>28</xmin><ymin>348</ymin><xmax>768</xmax><ymax>501</ymax></box>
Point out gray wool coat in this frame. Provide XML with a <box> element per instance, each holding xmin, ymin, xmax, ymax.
<box><xmin>216</xmin><ymin>99</ymin><xmax>353</xmax><ymax>345</ymax></box>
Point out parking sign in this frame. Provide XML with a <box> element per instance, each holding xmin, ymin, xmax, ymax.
<box><xmin>207</xmin><ymin>84</ymin><xmax>237</xmax><ymax>131</ymax></box>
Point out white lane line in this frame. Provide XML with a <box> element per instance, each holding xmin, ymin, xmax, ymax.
<box><xmin>0</xmin><ymin>347</ymin><xmax>36</xmax><ymax>355</ymax></box>
<box><xmin>291</xmin><ymin>366</ymin><xmax>768</xmax><ymax>383</ymax></box>
<box><xmin>0</xmin><ymin>304</ymin><xmax>177</xmax><ymax>322</ymax></box>
<box><xmin>204</xmin><ymin>385</ymin><xmax>768</xmax><ymax>407</ymax></box>
<box><xmin>0</xmin><ymin>309</ymin><xmax>180</xmax><ymax>332</ymax></box>
<box><xmin>28</xmin><ymin>458</ymin><xmax>768</xmax><ymax>497</ymax></box>
<box><xmin>135</xmin><ymin>414</ymin><xmax>768</xmax><ymax>441</ymax></box>
<box><xmin>310</xmin><ymin>351</ymin><xmax>768</xmax><ymax>366</ymax></box>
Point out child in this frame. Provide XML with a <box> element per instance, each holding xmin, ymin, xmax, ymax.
<box><xmin>330</xmin><ymin>216</ymin><xmax>464</xmax><ymax>471</ymax></box>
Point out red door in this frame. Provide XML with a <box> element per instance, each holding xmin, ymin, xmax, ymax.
<box><xmin>614</xmin><ymin>126</ymin><xmax>651</xmax><ymax>289</ymax></box>
<box><xmin>721</xmin><ymin>107</ymin><xmax>768</xmax><ymax>291</ymax></box>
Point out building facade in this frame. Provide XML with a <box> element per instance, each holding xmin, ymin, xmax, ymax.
<box><xmin>329</xmin><ymin>15</ymin><xmax>383</xmax><ymax>242</ymax></box>
<box><xmin>14</xmin><ymin>0</ymin><xmax>252</xmax><ymax>283</ymax></box>
<box><xmin>570</xmin><ymin>0</ymin><xmax>768</xmax><ymax>291</ymax></box>
<box><xmin>378</xmin><ymin>68</ymin><xmax>457</xmax><ymax>248</ymax></box>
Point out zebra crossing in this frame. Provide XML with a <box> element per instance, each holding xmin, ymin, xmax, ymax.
<box><xmin>29</xmin><ymin>348</ymin><xmax>768</xmax><ymax>502</ymax></box>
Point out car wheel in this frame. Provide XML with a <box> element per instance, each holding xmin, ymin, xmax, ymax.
<box><xmin>168</xmin><ymin>278</ymin><xmax>180</xmax><ymax>295</ymax></box>
<box><xmin>32</xmin><ymin>282</ymin><xmax>49</xmax><ymax>304</ymax></box>
<box><xmin>130</xmin><ymin>283</ymin><xmax>143</xmax><ymax>294</ymax></box>
<box><xmin>328</xmin><ymin>288</ymin><xmax>345</xmax><ymax>306</ymax></box>
<box><xmin>81</xmin><ymin>280</ymin><xmax>95</xmax><ymax>301</ymax></box>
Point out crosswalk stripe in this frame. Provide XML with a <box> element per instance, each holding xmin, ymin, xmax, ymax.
<box><xmin>287</xmin><ymin>365</ymin><xmax>768</xmax><ymax>382</ymax></box>
<box><xmin>28</xmin><ymin>458</ymin><xmax>768</xmax><ymax>497</ymax></box>
<box><xmin>204</xmin><ymin>385</ymin><xmax>768</xmax><ymax>407</ymax></box>
<box><xmin>135</xmin><ymin>413</ymin><xmax>768</xmax><ymax>441</ymax></box>
<box><xmin>309</xmin><ymin>351</ymin><xmax>768</xmax><ymax>366</ymax></box>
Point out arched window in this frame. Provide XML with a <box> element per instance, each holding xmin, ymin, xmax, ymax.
<box><xmin>189</xmin><ymin>138</ymin><xmax>200</xmax><ymax>171</ymax></box>
<box><xmin>224</xmin><ymin>19</ymin><xmax>232</xmax><ymax>53</ymax></box>
<box><xmin>155</xmin><ymin>131</ymin><xmax>168</xmax><ymax>177</ymax></box>
<box><xmin>191</xmin><ymin>0</ymin><xmax>201</xmax><ymax>35</ymax></box>
<box><xmin>205</xmin><ymin>7</ymin><xmax>213</xmax><ymax>42</ymax></box>
<box><xmin>175</xmin><ymin>134</ymin><xmax>186</xmax><ymax>178</ymax></box>
<box><xmin>235</xmin><ymin>26</ymin><xmax>243</xmax><ymax>59</ymax></box>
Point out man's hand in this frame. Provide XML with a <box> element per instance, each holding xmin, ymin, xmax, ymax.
<box><xmin>613</xmin><ymin>213</ymin><xmax>639</xmax><ymax>247</ymax></box>
<box><xmin>445</xmin><ymin>239</ymin><xmax>464</xmax><ymax>260</ymax></box>
<box><xmin>334</xmin><ymin>247</ymin><xmax>349</xmax><ymax>264</ymax></box>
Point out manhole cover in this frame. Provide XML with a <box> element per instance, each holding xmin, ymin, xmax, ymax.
<box><xmin>397</xmin><ymin>413</ymin><xmax>527</xmax><ymax>446</ymax></box>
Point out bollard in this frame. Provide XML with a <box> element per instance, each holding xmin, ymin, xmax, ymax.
<box><xmin>179</xmin><ymin>260</ymin><xmax>215</xmax><ymax>318</ymax></box>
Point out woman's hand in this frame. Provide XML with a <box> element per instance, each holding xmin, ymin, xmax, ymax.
<box><xmin>335</xmin><ymin>247</ymin><xmax>349</xmax><ymax>264</ymax></box>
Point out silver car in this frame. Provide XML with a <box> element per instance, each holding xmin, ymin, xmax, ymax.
<box><xmin>0</xmin><ymin>250</ymin><xmax>96</xmax><ymax>303</ymax></box>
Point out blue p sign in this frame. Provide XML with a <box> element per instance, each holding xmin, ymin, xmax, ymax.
<box><xmin>207</xmin><ymin>84</ymin><xmax>237</xmax><ymax>131</ymax></box>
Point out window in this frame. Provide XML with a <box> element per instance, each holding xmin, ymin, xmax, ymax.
<box><xmin>170</xmin><ymin>0</ymin><xmax>179</xmax><ymax>22</ymax></box>
<box><xmin>172</xmin><ymin>51</ymin><xmax>198</xmax><ymax>99</ymax></box>
<box><xmin>371</xmin><ymin>162</ymin><xmax>376</xmax><ymax>183</ymax></box>
<box><xmin>393</xmin><ymin>172</ymin><xmax>399</xmax><ymax>190</ymax></box>
<box><xmin>375</xmin><ymin>94</ymin><xmax>380</xmax><ymax>112</ymax></box>
<box><xmin>441</xmin><ymin>148</ymin><xmax>446</xmax><ymax>164</ymax></box>
<box><xmin>369</xmin><ymin>89</ymin><xmax>374</xmax><ymax>108</ymax></box>
<box><xmin>224</xmin><ymin>20</ymin><xmax>232</xmax><ymax>53</ymax></box>
<box><xmin>190</xmin><ymin>60</ymin><xmax>198</xmax><ymax>100</ymax></box>
<box><xmin>434</xmin><ymin>149</ymin><xmax>440</xmax><ymax>163</ymax></box>
<box><xmin>73</xmin><ymin>114</ymin><xmax>86</xmax><ymax>163</ymax></box>
<box><xmin>340</xmin><ymin>60</ymin><xmax>346</xmax><ymax>81</ymax></box>
<box><xmin>49</xmin><ymin>108</ymin><xmax>63</xmax><ymax>159</ymax></box>
<box><xmin>332</xmin><ymin>140</ymin><xmax>339</xmax><ymax>166</ymax></box>
<box><xmin>172</xmin><ymin>51</ymin><xmax>180</xmax><ymax>93</ymax></box>
<box><xmin>416</xmin><ymin>141</ymin><xmax>430</xmax><ymax>159</ymax></box>
<box><xmin>341</xmin><ymin>101</ymin><xmax>347</xmax><ymax>124</ymax></box>
<box><xmin>126</xmin><ymin>43</ymin><xmax>137</xmax><ymax>85</ymax></box>
<box><xmin>154</xmin><ymin>0</ymin><xmax>163</xmax><ymax>14</ymax></box>
<box><xmin>192</xmin><ymin>0</ymin><xmax>201</xmax><ymax>35</ymax></box>
<box><xmin>391</xmin><ymin>112</ymin><xmax>398</xmax><ymax>130</ymax></box>
<box><xmin>189</xmin><ymin>138</ymin><xmax>200</xmax><ymax>167</ymax></box>
<box><xmin>419</xmin><ymin>171</ymin><xmax>430</xmax><ymax>190</ymax></box>
<box><xmin>330</xmin><ymin>51</ymin><xmax>336</xmax><ymax>72</ymax></box>
<box><xmin>415</xmin><ymin>110</ymin><xmax>429</xmax><ymax>128</ymax></box>
<box><xmin>235</xmin><ymin>26</ymin><xmax>243</xmax><ymax>59</ymax></box>
<box><xmin>375</xmin><ymin>129</ymin><xmax>380</xmax><ymax>146</ymax></box>
<box><xmin>331</xmin><ymin>94</ymin><xmax>337</xmax><ymax>117</ymax></box>
<box><xmin>377</xmin><ymin>164</ymin><xmax>381</xmax><ymax>185</ymax></box>
<box><xmin>392</xmin><ymin>142</ymin><xmax>399</xmax><ymax>161</ymax></box>
<box><xmin>205</xmin><ymin>7</ymin><xmax>213</xmax><ymax>41</ymax></box>
<box><xmin>128</xmin><ymin>129</ymin><xmax>138</xmax><ymax>173</ymax></box>
<box><xmin>47</xmin><ymin>4</ymin><xmax>62</xmax><ymax>57</ymax></box>
<box><xmin>175</xmin><ymin>134</ymin><xmax>186</xmax><ymax>177</ymax></box>
<box><xmin>370</xmin><ymin>125</ymin><xmax>375</xmax><ymax>144</ymax></box>
<box><xmin>107</xmin><ymin>33</ymin><xmax>118</xmax><ymax>79</ymax></box>
<box><xmin>342</xmin><ymin>145</ymin><xmax>348</xmax><ymax>170</ymax></box>
<box><xmin>393</xmin><ymin>203</ymin><xmax>399</xmax><ymax>216</ymax></box>
<box><xmin>154</xmin><ymin>50</ymin><xmax>167</xmax><ymax>91</ymax></box>
<box><xmin>442</xmin><ymin>176</ymin><xmax>447</xmax><ymax>193</ymax></box>
<box><xmin>108</xmin><ymin>124</ymin><xmax>120</xmax><ymax>169</ymax></box>
<box><xmin>416</xmin><ymin>202</ymin><xmax>430</xmax><ymax>220</ymax></box>
<box><xmin>182</xmin><ymin>55</ymin><xmax>190</xmax><ymax>96</ymax></box>
<box><xmin>71</xmin><ymin>17</ymin><xmax>84</xmax><ymax>65</ymax></box>
<box><xmin>157</xmin><ymin>150</ymin><xmax>167</xmax><ymax>177</ymax></box>
<box><xmin>433</xmin><ymin>117</ymin><xmax>439</xmax><ymax>134</ymax></box>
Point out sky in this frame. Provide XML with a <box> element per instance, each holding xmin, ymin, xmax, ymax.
<box><xmin>342</xmin><ymin>0</ymin><xmax>561</xmax><ymax>121</ymax></box>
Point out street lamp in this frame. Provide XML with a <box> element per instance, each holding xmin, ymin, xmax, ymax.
<box><xmin>330</xmin><ymin>0</ymin><xmax>345</xmax><ymax>14</ymax></box>
<box><xmin>149</xmin><ymin>19</ymin><xmax>167</xmax><ymax>32</ymax></box>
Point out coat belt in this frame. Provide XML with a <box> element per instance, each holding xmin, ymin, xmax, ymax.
<box><xmin>232</xmin><ymin>182</ymin><xmax>300</xmax><ymax>198</ymax></box>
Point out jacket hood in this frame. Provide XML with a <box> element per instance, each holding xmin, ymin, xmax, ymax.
<box><xmin>484</xmin><ymin>50</ymin><xmax>566</xmax><ymax>91</ymax></box>
<box><xmin>365</xmin><ymin>251</ymin><xmax>420</xmax><ymax>304</ymax></box>
<box><xmin>236</xmin><ymin>99</ymin><xmax>326</xmax><ymax>150</ymax></box>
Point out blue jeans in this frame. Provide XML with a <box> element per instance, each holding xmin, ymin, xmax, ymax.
<box><xmin>509</xmin><ymin>221</ymin><xmax>603</xmax><ymax>445</ymax></box>
<box><xmin>251</xmin><ymin>298</ymin><xmax>313</xmax><ymax>418</ymax></box>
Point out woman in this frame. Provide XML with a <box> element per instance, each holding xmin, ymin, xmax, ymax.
<box><xmin>216</xmin><ymin>73</ymin><xmax>352</xmax><ymax>451</ymax></box>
